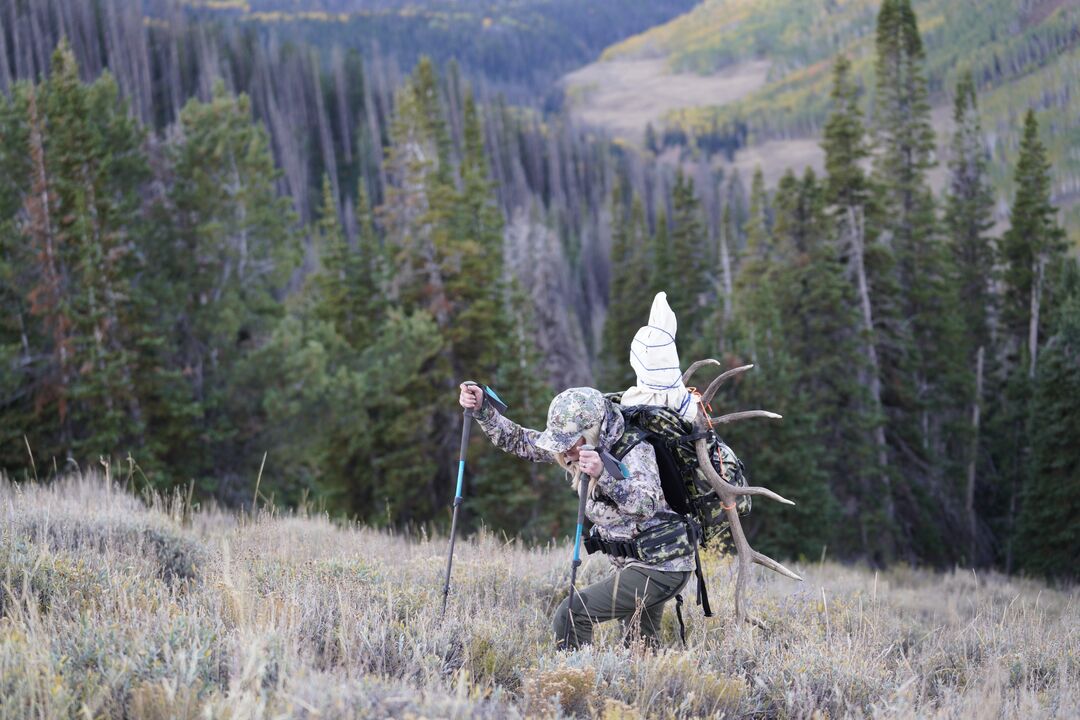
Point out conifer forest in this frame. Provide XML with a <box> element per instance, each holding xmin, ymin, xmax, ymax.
<box><xmin>1</xmin><ymin>0</ymin><xmax>1078</xmax><ymax>583</ymax></box>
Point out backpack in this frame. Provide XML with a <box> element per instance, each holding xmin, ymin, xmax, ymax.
<box><xmin>604</xmin><ymin>393</ymin><xmax>754</xmax><ymax>619</ymax></box>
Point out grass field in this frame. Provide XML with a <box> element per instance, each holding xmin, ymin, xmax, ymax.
<box><xmin>1</xmin><ymin>474</ymin><xmax>1076</xmax><ymax>718</ymax></box>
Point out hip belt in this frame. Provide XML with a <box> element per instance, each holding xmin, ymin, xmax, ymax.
<box><xmin>583</xmin><ymin>515</ymin><xmax>697</xmax><ymax>564</ymax></box>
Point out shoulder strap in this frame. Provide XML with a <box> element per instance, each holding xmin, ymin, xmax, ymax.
<box><xmin>610</xmin><ymin>425</ymin><xmax>649</xmax><ymax>461</ymax></box>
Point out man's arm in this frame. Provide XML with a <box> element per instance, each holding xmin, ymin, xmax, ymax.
<box><xmin>475</xmin><ymin>401</ymin><xmax>557</xmax><ymax>464</ymax></box>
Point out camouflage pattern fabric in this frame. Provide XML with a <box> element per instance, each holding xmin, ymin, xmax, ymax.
<box><xmin>633</xmin><ymin>515</ymin><xmax>696</xmax><ymax>565</ymax></box>
<box><xmin>535</xmin><ymin>387</ymin><xmax>608</xmax><ymax>453</ymax></box>
<box><xmin>475</xmin><ymin>396</ymin><xmax>694</xmax><ymax>573</ymax></box>
<box><xmin>607</xmin><ymin>396</ymin><xmax>752</xmax><ymax>553</ymax></box>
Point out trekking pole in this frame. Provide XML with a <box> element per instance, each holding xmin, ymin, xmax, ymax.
<box><xmin>564</xmin><ymin>445</ymin><xmax>592</xmax><ymax>648</ymax></box>
<box><xmin>441</xmin><ymin>381</ymin><xmax>506</xmax><ymax>617</ymax></box>
<box><xmin>563</xmin><ymin>445</ymin><xmax>627</xmax><ymax>647</ymax></box>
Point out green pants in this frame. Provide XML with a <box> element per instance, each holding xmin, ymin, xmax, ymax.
<box><xmin>553</xmin><ymin>566</ymin><xmax>691</xmax><ymax>650</ymax></box>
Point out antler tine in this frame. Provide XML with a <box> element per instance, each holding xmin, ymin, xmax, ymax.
<box><xmin>681</xmin><ymin>358</ymin><xmax>721</xmax><ymax>386</ymax></box>
<box><xmin>693</xmin><ymin>435</ymin><xmax>803</xmax><ymax>624</ymax></box>
<box><xmin>700</xmin><ymin>364</ymin><xmax>755</xmax><ymax>406</ymax></box>
<box><xmin>710</xmin><ymin>410</ymin><xmax>783</xmax><ymax>424</ymax></box>
<box><xmin>692</xmin><ymin>440</ymin><xmax>796</xmax><ymax>505</ymax></box>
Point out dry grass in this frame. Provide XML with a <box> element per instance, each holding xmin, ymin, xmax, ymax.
<box><xmin>0</xmin><ymin>473</ymin><xmax>1076</xmax><ymax>719</ymax></box>
<box><xmin>562</xmin><ymin>58</ymin><xmax>771</xmax><ymax>145</ymax></box>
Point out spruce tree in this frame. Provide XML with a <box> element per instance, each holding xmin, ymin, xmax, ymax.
<box><xmin>737</xmin><ymin>167</ymin><xmax>773</xmax><ymax>297</ymax></box>
<box><xmin>1000</xmin><ymin>110</ymin><xmax>1068</xmax><ymax>374</ymax></box>
<box><xmin>944</xmin><ymin>69</ymin><xmax>996</xmax><ymax>564</ymax></box>
<box><xmin>162</xmin><ymin>80</ymin><xmax>298</xmax><ymax>498</ymax></box>
<box><xmin>995</xmin><ymin>109</ymin><xmax>1068</xmax><ymax>571</ymax></box>
<box><xmin>668</xmin><ymin>170</ymin><xmax>708</xmax><ymax>333</ymax></box>
<box><xmin>1015</xmin><ymin>263</ymin><xmax>1080</xmax><ymax>580</ymax></box>
<box><xmin>873</xmin><ymin>0</ymin><xmax>970</xmax><ymax>559</ymax></box>
<box><xmin>822</xmin><ymin>52</ymin><xmax>896</xmax><ymax>559</ymax></box>
<box><xmin>946</xmin><ymin>70</ymin><xmax>996</xmax><ymax>353</ymax></box>
<box><xmin>601</xmin><ymin>183</ymin><xmax>651</xmax><ymax>391</ymax></box>
<box><xmin>648</xmin><ymin>208</ymin><xmax>671</xmax><ymax>299</ymax></box>
<box><xmin>311</xmin><ymin>175</ymin><xmax>351</xmax><ymax>332</ymax></box>
<box><xmin>1</xmin><ymin>43</ymin><xmax>153</xmax><ymax>468</ymax></box>
<box><xmin>727</xmin><ymin>168</ymin><xmax>851</xmax><ymax>558</ymax></box>
<box><xmin>744</xmin><ymin>167</ymin><xmax>770</xmax><ymax>263</ymax></box>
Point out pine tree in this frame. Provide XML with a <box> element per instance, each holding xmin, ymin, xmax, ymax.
<box><xmin>873</xmin><ymin>0</ymin><xmax>971</xmax><ymax>561</ymax></box>
<box><xmin>668</xmin><ymin>170</ymin><xmax>708</xmax><ymax>333</ymax></box>
<box><xmin>744</xmin><ymin>167</ymin><xmax>770</xmax><ymax>263</ymax></box>
<box><xmin>995</xmin><ymin>109</ymin><xmax>1068</xmax><ymax>571</ymax></box>
<box><xmin>311</xmin><ymin>175</ymin><xmax>351</xmax><ymax>331</ymax></box>
<box><xmin>1015</xmin><ymin>262</ymin><xmax>1080</xmax><ymax>580</ymax></box>
<box><xmin>0</xmin><ymin>43</ymin><xmax>153</xmax><ymax>467</ymax></box>
<box><xmin>944</xmin><ymin>69</ymin><xmax>997</xmax><ymax>564</ymax></box>
<box><xmin>822</xmin><ymin>52</ymin><xmax>896</xmax><ymax>559</ymax></box>
<box><xmin>644</xmin><ymin>122</ymin><xmax>658</xmax><ymax>154</ymax></box>
<box><xmin>162</xmin><ymin>79</ymin><xmax>298</xmax><ymax>497</ymax></box>
<box><xmin>737</xmin><ymin>167</ymin><xmax>773</xmax><ymax>297</ymax></box>
<box><xmin>600</xmin><ymin>182</ymin><xmax>650</xmax><ymax>390</ymax></box>
<box><xmin>1000</xmin><ymin>110</ymin><xmax>1068</xmax><ymax>376</ymax></box>
<box><xmin>648</xmin><ymin>208</ymin><xmax>671</xmax><ymax>299</ymax></box>
<box><xmin>378</xmin><ymin>62</ymin><xmax>545</xmax><ymax>531</ymax></box>
<box><xmin>472</xmin><ymin>278</ymin><xmax>566</xmax><ymax>537</ymax></box>
<box><xmin>726</xmin><ymin>168</ymin><xmax>852</xmax><ymax>558</ymax></box>
<box><xmin>946</xmin><ymin>70</ymin><xmax>996</xmax><ymax>354</ymax></box>
<box><xmin>353</xmin><ymin>180</ymin><xmax>387</xmax><ymax>332</ymax></box>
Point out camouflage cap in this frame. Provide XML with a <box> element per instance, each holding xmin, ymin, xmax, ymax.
<box><xmin>536</xmin><ymin>387</ymin><xmax>607</xmax><ymax>453</ymax></box>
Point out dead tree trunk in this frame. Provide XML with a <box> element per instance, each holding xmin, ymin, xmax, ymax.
<box><xmin>966</xmin><ymin>345</ymin><xmax>983</xmax><ymax>565</ymax></box>
<box><xmin>1028</xmin><ymin>254</ymin><xmax>1045</xmax><ymax>380</ymax></box>
<box><xmin>719</xmin><ymin>209</ymin><xmax>734</xmax><ymax>328</ymax></box>
<box><xmin>847</xmin><ymin>205</ymin><xmax>895</xmax><ymax>551</ymax></box>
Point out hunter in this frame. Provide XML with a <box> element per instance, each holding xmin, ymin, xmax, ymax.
<box><xmin>458</xmin><ymin>383</ymin><xmax>694</xmax><ymax>649</ymax></box>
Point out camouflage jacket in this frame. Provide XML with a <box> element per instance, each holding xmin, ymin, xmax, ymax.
<box><xmin>475</xmin><ymin>399</ymin><xmax>694</xmax><ymax>572</ymax></box>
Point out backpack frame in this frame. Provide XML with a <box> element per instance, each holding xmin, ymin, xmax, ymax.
<box><xmin>604</xmin><ymin>393</ymin><xmax>755</xmax><ymax>620</ymax></box>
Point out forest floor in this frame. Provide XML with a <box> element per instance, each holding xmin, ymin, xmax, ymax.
<box><xmin>1</xmin><ymin>474</ymin><xmax>1076</xmax><ymax>719</ymax></box>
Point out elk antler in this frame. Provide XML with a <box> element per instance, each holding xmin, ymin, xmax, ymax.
<box><xmin>700</xmin><ymin>364</ymin><xmax>754</xmax><ymax>406</ymax></box>
<box><xmin>710</xmin><ymin>410</ymin><xmax>783</xmax><ymax>425</ymax></box>
<box><xmin>690</xmin><ymin>366</ymin><xmax>802</xmax><ymax>625</ymax></box>
<box><xmin>681</xmin><ymin>358</ymin><xmax>721</xmax><ymax>386</ymax></box>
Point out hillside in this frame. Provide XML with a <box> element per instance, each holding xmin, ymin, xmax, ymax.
<box><xmin>0</xmin><ymin>474</ymin><xmax>1075</xmax><ymax>718</ymax></box>
<box><xmin>565</xmin><ymin>0</ymin><xmax>1080</xmax><ymax>240</ymax></box>
<box><xmin>169</xmin><ymin>0</ymin><xmax>698</xmax><ymax>101</ymax></box>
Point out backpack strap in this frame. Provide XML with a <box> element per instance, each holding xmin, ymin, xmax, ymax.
<box><xmin>682</xmin><ymin>517</ymin><xmax>712</xmax><ymax>617</ymax></box>
<box><xmin>693</xmin><ymin>541</ymin><xmax>712</xmax><ymax>617</ymax></box>
<box><xmin>674</xmin><ymin>593</ymin><xmax>687</xmax><ymax>646</ymax></box>
<box><xmin>609</xmin><ymin>423</ymin><xmax>649</xmax><ymax>461</ymax></box>
<box><xmin>670</xmin><ymin>429</ymin><xmax>713</xmax><ymax>445</ymax></box>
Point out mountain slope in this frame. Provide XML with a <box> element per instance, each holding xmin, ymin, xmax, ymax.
<box><xmin>171</xmin><ymin>0</ymin><xmax>699</xmax><ymax>100</ymax></box>
<box><xmin>566</xmin><ymin>0</ymin><xmax>1080</xmax><ymax>239</ymax></box>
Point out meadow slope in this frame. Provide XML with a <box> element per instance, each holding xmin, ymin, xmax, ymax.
<box><xmin>0</xmin><ymin>474</ymin><xmax>1076</xmax><ymax>719</ymax></box>
<box><xmin>565</xmin><ymin>0</ymin><xmax>1080</xmax><ymax>239</ymax></box>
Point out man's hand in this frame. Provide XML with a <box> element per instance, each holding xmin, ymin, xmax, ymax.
<box><xmin>578</xmin><ymin>447</ymin><xmax>603</xmax><ymax>478</ymax></box>
<box><xmin>459</xmin><ymin>383</ymin><xmax>484</xmax><ymax>411</ymax></box>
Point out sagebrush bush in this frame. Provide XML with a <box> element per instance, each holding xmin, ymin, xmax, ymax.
<box><xmin>0</xmin><ymin>473</ymin><xmax>1076</xmax><ymax>719</ymax></box>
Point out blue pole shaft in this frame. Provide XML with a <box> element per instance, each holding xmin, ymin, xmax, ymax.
<box><xmin>455</xmin><ymin>459</ymin><xmax>465</xmax><ymax>500</ymax></box>
<box><xmin>442</xmin><ymin>401</ymin><xmax>475</xmax><ymax>617</ymax></box>
<box><xmin>564</xmin><ymin>455</ymin><xmax>591</xmax><ymax>648</ymax></box>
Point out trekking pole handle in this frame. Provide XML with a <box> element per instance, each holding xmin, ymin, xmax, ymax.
<box><xmin>454</xmin><ymin>381</ymin><xmax>482</xmax><ymax>504</ymax></box>
<box><xmin>461</xmin><ymin>380</ymin><xmax>479</xmax><ymax>419</ymax></box>
<box><xmin>572</xmin><ymin>446</ymin><xmax>594</xmax><ymax>565</ymax></box>
<box><xmin>460</xmin><ymin>380</ymin><xmax>509</xmax><ymax>418</ymax></box>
